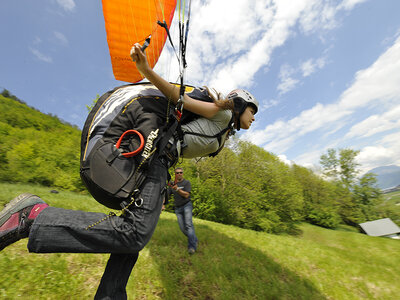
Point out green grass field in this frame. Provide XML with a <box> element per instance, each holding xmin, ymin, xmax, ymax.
<box><xmin>381</xmin><ymin>190</ymin><xmax>400</xmax><ymax>225</ymax></box>
<box><xmin>383</xmin><ymin>190</ymin><xmax>400</xmax><ymax>206</ymax></box>
<box><xmin>1</xmin><ymin>182</ymin><xmax>399</xmax><ymax>299</ymax></box>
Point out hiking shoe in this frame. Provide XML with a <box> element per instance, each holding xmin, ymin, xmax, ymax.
<box><xmin>0</xmin><ymin>193</ymin><xmax>48</xmax><ymax>251</ymax></box>
<box><xmin>188</xmin><ymin>248</ymin><xmax>196</xmax><ymax>255</ymax></box>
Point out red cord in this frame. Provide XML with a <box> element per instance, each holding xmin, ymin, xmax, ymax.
<box><xmin>115</xmin><ymin>130</ymin><xmax>145</xmax><ymax>158</ymax></box>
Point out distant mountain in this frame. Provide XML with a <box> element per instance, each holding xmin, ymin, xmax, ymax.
<box><xmin>366</xmin><ymin>165</ymin><xmax>400</xmax><ymax>190</ymax></box>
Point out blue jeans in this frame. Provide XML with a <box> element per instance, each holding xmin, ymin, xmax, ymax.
<box><xmin>27</xmin><ymin>158</ymin><xmax>168</xmax><ymax>299</ymax></box>
<box><xmin>175</xmin><ymin>201</ymin><xmax>198</xmax><ymax>250</ymax></box>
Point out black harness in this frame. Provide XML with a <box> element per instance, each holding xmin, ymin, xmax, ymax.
<box><xmin>80</xmin><ymin>83</ymin><xmax>232</xmax><ymax>210</ymax></box>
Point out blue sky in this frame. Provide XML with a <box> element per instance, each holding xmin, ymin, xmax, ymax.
<box><xmin>1</xmin><ymin>0</ymin><xmax>400</xmax><ymax>174</ymax></box>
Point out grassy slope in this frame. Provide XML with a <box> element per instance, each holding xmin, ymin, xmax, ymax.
<box><xmin>383</xmin><ymin>190</ymin><xmax>400</xmax><ymax>207</ymax></box>
<box><xmin>0</xmin><ymin>182</ymin><xmax>399</xmax><ymax>299</ymax></box>
<box><xmin>381</xmin><ymin>190</ymin><xmax>400</xmax><ymax>225</ymax></box>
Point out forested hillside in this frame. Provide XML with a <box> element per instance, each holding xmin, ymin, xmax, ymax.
<box><xmin>1</xmin><ymin>90</ymin><xmax>398</xmax><ymax>233</ymax></box>
<box><xmin>0</xmin><ymin>90</ymin><xmax>83</xmax><ymax>191</ymax></box>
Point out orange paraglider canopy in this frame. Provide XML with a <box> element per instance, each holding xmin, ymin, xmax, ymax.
<box><xmin>102</xmin><ymin>0</ymin><xmax>177</xmax><ymax>83</ymax></box>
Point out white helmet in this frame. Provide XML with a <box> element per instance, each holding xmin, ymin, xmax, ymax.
<box><xmin>227</xmin><ymin>89</ymin><xmax>259</xmax><ymax>114</ymax></box>
<box><xmin>227</xmin><ymin>89</ymin><xmax>258</xmax><ymax>130</ymax></box>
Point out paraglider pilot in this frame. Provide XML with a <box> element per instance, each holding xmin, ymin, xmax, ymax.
<box><xmin>0</xmin><ymin>43</ymin><xmax>258</xmax><ymax>299</ymax></box>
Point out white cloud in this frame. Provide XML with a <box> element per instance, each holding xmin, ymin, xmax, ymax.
<box><xmin>69</xmin><ymin>113</ymin><xmax>80</xmax><ymax>121</ymax></box>
<box><xmin>339</xmin><ymin>0</ymin><xmax>369</xmax><ymax>11</ymax></box>
<box><xmin>155</xmin><ymin>0</ymin><xmax>398</xmax><ymax>172</ymax></box>
<box><xmin>295</xmin><ymin>150</ymin><xmax>324</xmax><ymax>169</ymax></box>
<box><xmin>300</xmin><ymin>60</ymin><xmax>315</xmax><ymax>77</ymax></box>
<box><xmin>345</xmin><ymin>105</ymin><xmax>400</xmax><ymax>139</ymax></box>
<box><xmin>299</xmin><ymin>0</ymin><xmax>369</xmax><ymax>34</ymax></box>
<box><xmin>299</xmin><ymin>0</ymin><xmax>338</xmax><ymax>34</ymax></box>
<box><xmin>277</xmin><ymin>76</ymin><xmax>299</xmax><ymax>95</ymax></box>
<box><xmin>56</xmin><ymin>0</ymin><xmax>75</xmax><ymax>12</ymax></box>
<box><xmin>338</xmin><ymin>39</ymin><xmax>400</xmax><ymax>111</ymax></box>
<box><xmin>243</xmin><ymin>35</ymin><xmax>400</xmax><ymax>169</ymax></box>
<box><xmin>301</xmin><ymin>57</ymin><xmax>327</xmax><ymax>77</ymax></box>
<box><xmin>278</xmin><ymin>154</ymin><xmax>293</xmax><ymax>166</ymax></box>
<box><xmin>356</xmin><ymin>136</ymin><xmax>400</xmax><ymax>173</ymax></box>
<box><xmin>277</xmin><ymin>64</ymin><xmax>299</xmax><ymax>95</ymax></box>
<box><xmin>372</xmin><ymin>132</ymin><xmax>400</xmax><ymax>172</ymax></box>
<box><xmin>157</xmin><ymin>0</ymin><xmax>357</xmax><ymax>96</ymax></box>
<box><xmin>54</xmin><ymin>31</ymin><xmax>68</xmax><ymax>46</ymax></box>
<box><xmin>158</xmin><ymin>0</ymin><xmax>319</xmax><ymax>93</ymax></box>
<box><xmin>29</xmin><ymin>48</ymin><xmax>53</xmax><ymax>63</ymax></box>
<box><xmin>33</xmin><ymin>37</ymin><xmax>42</xmax><ymax>45</ymax></box>
<box><xmin>275</xmin><ymin>56</ymin><xmax>327</xmax><ymax>94</ymax></box>
<box><xmin>275</xmin><ymin>55</ymin><xmax>328</xmax><ymax>94</ymax></box>
<box><xmin>243</xmin><ymin>101</ymin><xmax>352</xmax><ymax>152</ymax></box>
<box><xmin>261</xmin><ymin>99</ymin><xmax>280</xmax><ymax>112</ymax></box>
<box><xmin>154</xmin><ymin>0</ymin><xmax>398</xmax><ymax>174</ymax></box>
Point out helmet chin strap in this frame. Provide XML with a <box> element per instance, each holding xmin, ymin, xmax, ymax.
<box><xmin>233</xmin><ymin>98</ymin><xmax>248</xmax><ymax>130</ymax></box>
<box><xmin>235</xmin><ymin>112</ymin><xmax>241</xmax><ymax>131</ymax></box>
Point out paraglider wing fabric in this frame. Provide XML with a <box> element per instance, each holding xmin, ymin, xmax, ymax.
<box><xmin>102</xmin><ymin>0</ymin><xmax>177</xmax><ymax>83</ymax></box>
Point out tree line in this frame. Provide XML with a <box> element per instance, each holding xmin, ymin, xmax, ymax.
<box><xmin>1</xmin><ymin>90</ymin><xmax>397</xmax><ymax>233</ymax></box>
<box><xmin>166</xmin><ymin>141</ymin><xmax>398</xmax><ymax>232</ymax></box>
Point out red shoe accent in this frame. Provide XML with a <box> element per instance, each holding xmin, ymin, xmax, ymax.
<box><xmin>28</xmin><ymin>203</ymin><xmax>48</xmax><ymax>219</ymax></box>
<box><xmin>0</xmin><ymin>213</ymin><xmax>19</xmax><ymax>232</ymax></box>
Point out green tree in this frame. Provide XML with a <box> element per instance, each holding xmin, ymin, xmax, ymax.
<box><xmin>320</xmin><ymin>148</ymin><xmax>339</xmax><ymax>180</ymax></box>
<box><xmin>192</xmin><ymin>140</ymin><xmax>304</xmax><ymax>234</ymax></box>
<box><xmin>339</xmin><ymin>148</ymin><xmax>360</xmax><ymax>188</ymax></box>
<box><xmin>319</xmin><ymin>148</ymin><xmax>383</xmax><ymax>226</ymax></box>
<box><xmin>320</xmin><ymin>148</ymin><xmax>360</xmax><ymax>187</ymax></box>
<box><xmin>193</xmin><ymin>145</ymin><xmax>240</xmax><ymax>225</ymax></box>
<box><xmin>291</xmin><ymin>164</ymin><xmax>340</xmax><ymax>228</ymax></box>
<box><xmin>353</xmin><ymin>173</ymin><xmax>383</xmax><ymax>221</ymax></box>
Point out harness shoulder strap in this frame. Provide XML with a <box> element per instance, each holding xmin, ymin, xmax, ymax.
<box><xmin>183</xmin><ymin>113</ymin><xmax>234</xmax><ymax>139</ymax></box>
<box><xmin>181</xmin><ymin>114</ymin><xmax>235</xmax><ymax>157</ymax></box>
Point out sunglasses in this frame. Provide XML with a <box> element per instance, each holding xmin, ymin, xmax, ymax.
<box><xmin>175</xmin><ymin>172</ymin><xmax>183</xmax><ymax>174</ymax></box>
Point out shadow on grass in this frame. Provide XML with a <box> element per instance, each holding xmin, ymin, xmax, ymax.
<box><xmin>145</xmin><ymin>217</ymin><xmax>327</xmax><ymax>300</ymax></box>
<box><xmin>0</xmin><ymin>184</ymin><xmax>325</xmax><ymax>299</ymax></box>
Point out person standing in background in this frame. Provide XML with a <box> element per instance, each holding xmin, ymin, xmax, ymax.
<box><xmin>167</xmin><ymin>167</ymin><xmax>198</xmax><ymax>254</ymax></box>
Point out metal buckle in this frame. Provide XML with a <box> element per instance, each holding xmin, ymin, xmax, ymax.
<box><xmin>134</xmin><ymin>198</ymin><xmax>144</xmax><ymax>207</ymax></box>
<box><xmin>131</xmin><ymin>189</ymin><xmax>143</xmax><ymax>207</ymax></box>
<box><xmin>176</xmin><ymin>97</ymin><xmax>184</xmax><ymax>111</ymax></box>
<box><xmin>175</xmin><ymin>97</ymin><xmax>184</xmax><ymax>121</ymax></box>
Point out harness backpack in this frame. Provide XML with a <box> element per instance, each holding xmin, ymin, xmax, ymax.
<box><xmin>80</xmin><ymin>83</ymin><xmax>232</xmax><ymax>210</ymax></box>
